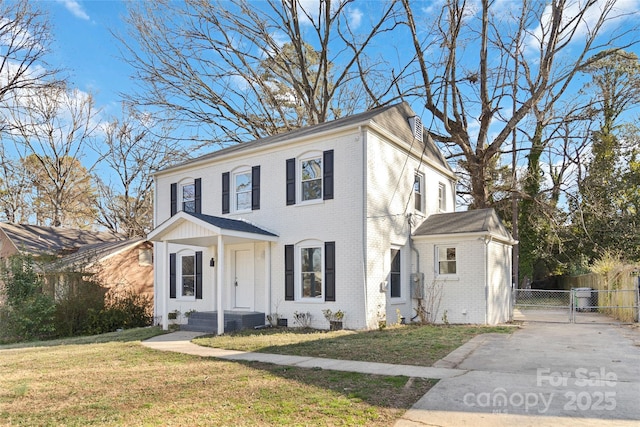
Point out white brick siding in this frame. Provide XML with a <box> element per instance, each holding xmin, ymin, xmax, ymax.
<box><xmin>150</xmin><ymin>103</ymin><xmax>512</xmax><ymax>331</ymax></box>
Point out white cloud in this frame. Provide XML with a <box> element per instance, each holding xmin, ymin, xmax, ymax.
<box><xmin>57</xmin><ymin>0</ymin><xmax>90</xmax><ymax>21</ymax></box>
<box><xmin>526</xmin><ymin>0</ymin><xmax>640</xmax><ymax>52</ymax></box>
<box><xmin>348</xmin><ymin>8</ymin><xmax>363</xmax><ymax>30</ymax></box>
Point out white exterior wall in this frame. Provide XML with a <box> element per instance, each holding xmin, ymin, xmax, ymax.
<box><xmin>487</xmin><ymin>240</ymin><xmax>513</xmax><ymax>324</ymax></box>
<box><xmin>363</xmin><ymin>130</ymin><xmax>456</xmax><ymax>328</ymax></box>
<box><xmin>154</xmin><ymin>128</ymin><xmax>368</xmax><ymax>329</ymax></box>
<box><xmin>412</xmin><ymin>236</ymin><xmax>513</xmax><ymax>325</ymax></box>
<box><xmin>413</xmin><ymin>237</ymin><xmax>488</xmax><ymax>324</ymax></box>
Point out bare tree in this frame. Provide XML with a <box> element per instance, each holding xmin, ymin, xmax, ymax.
<box><xmin>94</xmin><ymin>106</ymin><xmax>185</xmax><ymax>237</ymax></box>
<box><xmin>0</xmin><ymin>0</ymin><xmax>61</xmax><ymax>135</ymax></box>
<box><xmin>118</xmin><ymin>0</ymin><xmax>400</xmax><ymax>147</ymax></box>
<box><xmin>8</xmin><ymin>84</ymin><xmax>99</xmax><ymax>228</ymax></box>
<box><xmin>401</xmin><ymin>0</ymin><xmax>639</xmax><ymax>208</ymax></box>
<box><xmin>0</xmin><ymin>145</ymin><xmax>32</xmax><ymax>223</ymax></box>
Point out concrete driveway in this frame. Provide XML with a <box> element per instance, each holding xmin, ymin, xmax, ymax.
<box><xmin>396</xmin><ymin>322</ymin><xmax>640</xmax><ymax>426</ymax></box>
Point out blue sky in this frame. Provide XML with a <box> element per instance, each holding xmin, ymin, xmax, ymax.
<box><xmin>46</xmin><ymin>0</ymin><xmax>130</xmax><ymax>117</ymax></box>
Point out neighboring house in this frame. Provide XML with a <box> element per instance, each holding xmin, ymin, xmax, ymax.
<box><xmin>49</xmin><ymin>238</ymin><xmax>154</xmax><ymax>301</ymax></box>
<box><xmin>148</xmin><ymin>102</ymin><xmax>516</xmax><ymax>333</ymax></box>
<box><xmin>0</xmin><ymin>223</ymin><xmax>153</xmax><ymax>302</ymax></box>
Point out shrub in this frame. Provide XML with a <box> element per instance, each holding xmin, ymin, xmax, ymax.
<box><xmin>83</xmin><ymin>291</ymin><xmax>153</xmax><ymax>335</ymax></box>
<box><xmin>53</xmin><ymin>274</ymin><xmax>107</xmax><ymax>337</ymax></box>
<box><xmin>0</xmin><ymin>255</ymin><xmax>56</xmax><ymax>343</ymax></box>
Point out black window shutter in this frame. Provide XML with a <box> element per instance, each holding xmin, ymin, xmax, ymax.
<box><xmin>169</xmin><ymin>253</ymin><xmax>176</xmax><ymax>299</ymax></box>
<box><xmin>252</xmin><ymin>166</ymin><xmax>260</xmax><ymax>210</ymax></box>
<box><xmin>194</xmin><ymin>178</ymin><xmax>202</xmax><ymax>214</ymax></box>
<box><xmin>286</xmin><ymin>158</ymin><xmax>296</xmax><ymax>205</ymax></box>
<box><xmin>222</xmin><ymin>172</ymin><xmax>230</xmax><ymax>214</ymax></box>
<box><xmin>195</xmin><ymin>251</ymin><xmax>203</xmax><ymax>299</ymax></box>
<box><xmin>323</xmin><ymin>150</ymin><xmax>334</xmax><ymax>200</ymax></box>
<box><xmin>325</xmin><ymin>242</ymin><xmax>336</xmax><ymax>301</ymax></box>
<box><xmin>284</xmin><ymin>244</ymin><xmax>294</xmax><ymax>300</ymax></box>
<box><xmin>170</xmin><ymin>183</ymin><xmax>177</xmax><ymax>216</ymax></box>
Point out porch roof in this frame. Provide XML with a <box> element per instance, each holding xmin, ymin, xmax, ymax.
<box><xmin>147</xmin><ymin>211</ymin><xmax>278</xmax><ymax>246</ymax></box>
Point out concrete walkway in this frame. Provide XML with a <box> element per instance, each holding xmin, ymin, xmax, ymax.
<box><xmin>142</xmin><ymin>323</ymin><xmax>640</xmax><ymax>427</ymax></box>
<box><xmin>142</xmin><ymin>330</ymin><xmax>465</xmax><ymax>380</ymax></box>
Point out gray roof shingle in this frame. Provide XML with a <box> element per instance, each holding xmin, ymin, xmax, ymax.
<box><xmin>413</xmin><ymin>209</ymin><xmax>514</xmax><ymax>242</ymax></box>
<box><xmin>187</xmin><ymin>212</ymin><xmax>278</xmax><ymax>237</ymax></box>
<box><xmin>0</xmin><ymin>222</ymin><xmax>123</xmax><ymax>256</ymax></box>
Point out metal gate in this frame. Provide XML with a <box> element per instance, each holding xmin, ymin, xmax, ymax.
<box><xmin>514</xmin><ymin>288</ymin><xmax>640</xmax><ymax>324</ymax></box>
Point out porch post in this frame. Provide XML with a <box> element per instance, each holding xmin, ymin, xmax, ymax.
<box><xmin>265</xmin><ymin>242</ymin><xmax>271</xmax><ymax>317</ymax></box>
<box><xmin>217</xmin><ymin>235</ymin><xmax>224</xmax><ymax>335</ymax></box>
<box><xmin>162</xmin><ymin>240</ymin><xmax>169</xmax><ymax>330</ymax></box>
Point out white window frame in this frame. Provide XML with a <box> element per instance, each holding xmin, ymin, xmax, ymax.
<box><xmin>180</xmin><ymin>181</ymin><xmax>196</xmax><ymax>213</ymax></box>
<box><xmin>297</xmin><ymin>241</ymin><xmax>324</xmax><ymax>301</ymax></box>
<box><xmin>233</xmin><ymin>168</ymin><xmax>252</xmax><ymax>212</ymax></box>
<box><xmin>299</xmin><ymin>153</ymin><xmax>323</xmax><ymax>204</ymax></box>
<box><xmin>436</xmin><ymin>245</ymin><xmax>457</xmax><ymax>276</ymax></box>
<box><xmin>178</xmin><ymin>250</ymin><xmax>196</xmax><ymax>300</ymax></box>
<box><xmin>438</xmin><ymin>182</ymin><xmax>446</xmax><ymax>212</ymax></box>
<box><xmin>414</xmin><ymin>173</ymin><xmax>424</xmax><ymax>212</ymax></box>
<box><xmin>389</xmin><ymin>248</ymin><xmax>402</xmax><ymax>299</ymax></box>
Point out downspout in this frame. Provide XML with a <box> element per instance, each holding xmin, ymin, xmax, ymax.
<box><xmin>408</xmin><ymin>214</ymin><xmax>421</xmax><ymax>322</ymax></box>
<box><xmin>360</xmin><ymin>125</ymin><xmax>369</xmax><ymax>328</ymax></box>
<box><xmin>483</xmin><ymin>235</ymin><xmax>492</xmax><ymax>324</ymax></box>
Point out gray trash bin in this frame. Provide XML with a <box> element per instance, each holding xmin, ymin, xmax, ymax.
<box><xmin>574</xmin><ymin>287</ymin><xmax>592</xmax><ymax>311</ymax></box>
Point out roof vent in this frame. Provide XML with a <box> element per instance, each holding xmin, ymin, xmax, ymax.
<box><xmin>409</xmin><ymin>116</ymin><xmax>423</xmax><ymax>142</ymax></box>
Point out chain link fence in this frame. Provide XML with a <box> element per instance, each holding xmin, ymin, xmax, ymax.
<box><xmin>514</xmin><ymin>288</ymin><xmax>640</xmax><ymax>324</ymax></box>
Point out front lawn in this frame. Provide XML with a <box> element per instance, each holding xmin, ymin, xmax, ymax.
<box><xmin>0</xmin><ymin>330</ymin><xmax>434</xmax><ymax>426</ymax></box>
<box><xmin>194</xmin><ymin>324</ymin><xmax>515</xmax><ymax>366</ymax></box>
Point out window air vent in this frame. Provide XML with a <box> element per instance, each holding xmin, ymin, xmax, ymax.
<box><xmin>409</xmin><ymin>116</ymin><xmax>423</xmax><ymax>142</ymax></box>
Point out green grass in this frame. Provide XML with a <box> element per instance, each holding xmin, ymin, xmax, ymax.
<box><xmin>0</xmin><ymin>326</ymin><xmax>168</xmax><ymax>350</ymax></box>
<box><xmin>194</xmin><ymin>324</ymin><xmax>515</xmax><ymax>366</ymax></box>
<box><xmin>0</xmin><ymin>324</ymin><xmax>514</xmax><ymax>425</ymax></box>
<box><xmin>0</xmin><ymin>338</ymin><xmax>434</xmax><ymax>426</ymax></box>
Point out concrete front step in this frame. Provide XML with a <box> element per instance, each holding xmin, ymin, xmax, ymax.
<box><xmin>182</xmin><ymin>311</ymin><xmax>265</xmax><ymax>333</ymax></box>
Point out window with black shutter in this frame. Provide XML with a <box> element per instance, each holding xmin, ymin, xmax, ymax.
<box><xmin>286</xmin><ymin>159</ymin><xmax>296</xmax><ymax>205</ymax></box>
<box><xmin>222</xmin><ymin>172</ymin><xmax>230</xmax><ymax>214</ymax></box>
<box><xmin>285</xmin><ymin>245</ymin><xmax>294</xmax><ymax>300</ymax></box>
<box><xmin>324</xmin><ymin>242</ymin><xmax>335</xmax><ymax>301</ymax></box>
<box><xmin>252</xmin><ymin>166</ymin><xmax>260</xmax><ymax>210</ymax></box>
<box><xmin>169</xmin><ymin>253</ymin><xmax>176</xmax><ymax>298</ymax></box>
<box><xmin>323</xmin><ymin>150</ymin><xmax>334</xmax><ymax>200</ymax></box>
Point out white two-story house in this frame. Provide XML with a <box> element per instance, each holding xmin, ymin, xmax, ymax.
<box><xmin>148</xmin><ymin>102</ymin><xmax>516</xmax><ymax>333</ymax></box>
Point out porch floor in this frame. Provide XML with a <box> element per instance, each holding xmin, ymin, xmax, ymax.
<box><xmin>181</xmin><ymin>311</ymin><xmax>266</xmax><ymax>333</ymax></box>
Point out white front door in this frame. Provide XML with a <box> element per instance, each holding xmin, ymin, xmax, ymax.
<box><xmin>233</xmin><ymin>248</ymin><xmax>254</xmax><ymax>309</ymax></box>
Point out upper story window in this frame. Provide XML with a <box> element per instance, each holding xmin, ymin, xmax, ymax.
<box><xmin>182</xmin><ymin>182</ymin><xmax>196</xmax><ymax>213</ymax></box>
<box><xmin>171</xmin><ymin>178</ymin><xmax>201</xmax><ymax>216</ymax></box>
<box><xmin>414</xmin><ymin>173</ymin><xmax>424</xmax><ymax>212</ymax></box>
<box><xmin>301</xmin><ymin>156</ymin><xmax>322</xmax><ymax>202</ymax></box>
<box><xmin>437</xmin><ymin>246</ymin><xmax>457</xmax><ymax>275</ymax></box>
<box><xmin>234</xmin><ymin>171</ymin><xmax>252</xmax><ymax>211</ymax></box>
<box><xmin>222</xmin><ymin>166</ymin><xmax>260</xmax><ymax>214</ymax></box>
<box><xmin>438</xmin><ymin>182</ymin><xmax>446</xmax><ymax>211</ymax></box>
<box><xmin>286</xmin><ymin>150</ymin><xmax>333</xmax><ymax>205</ymax></box>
